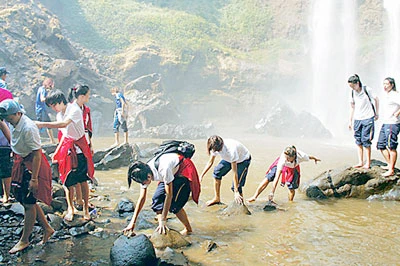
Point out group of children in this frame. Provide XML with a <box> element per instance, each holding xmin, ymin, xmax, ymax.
<box><xmin>124</xmin><ymin>135</ymin><xmax>320</xmax><ymax>238</ymax></box>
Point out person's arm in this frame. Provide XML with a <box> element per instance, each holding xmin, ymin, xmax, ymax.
<box><xmin>29</xmin><ymin>149</ymin><xmax>42</xmax><ymax>195</ymax></box>
<box><xmin>40</xmin><ymin>90</ymin><xmax>46</xmax><ymax>102</ymax></box>
<box><xmin>121</xmin><ymin>97</ymin><xmax>128</xmax><ymax>118</ymax></box>
<box><xmin>268</xmin><ymin>169</ymin><xmax>282</xmax><ymax>201</ymax></box>
<box><xmin>36</xmin><ymin>118</ymin><xmax>72</xmax><ymax>129</ymax></box>
<box><xmin>309</xmin><ymin>155</ymin><xmax>321</xmax><ymax>164</ymax></box>
<box><xmin>156</xmin><ymin>182</ymin><xmax>173</xmax><ymax>234</ymax></box>
<box><xmin>374</xmin><ymin>97</ymin><xmax>379</xmax><ymax>120</ymax></box>
<box><xmin>0</xmin><ymin>121</ymin><xmax>11</xmax><ymax>142</ymax></box>
<box><xmin>123</xmin><ymin>187</ymin><xmax>147</xmax><ymax>235</ymax></box>
<box><xmin>231</xmin><ymin>161</ymin><xmax>244</xmax><ymax>204</ymax></box>
<box><xmin>349</xmin><ymin>102</ymin><xmax>355</xmax><ymax>130</ymax></box>
<box><xmin>200</xmin><ymin>155</ymin><xmax>215</xmax><ymax>182</ymax></box>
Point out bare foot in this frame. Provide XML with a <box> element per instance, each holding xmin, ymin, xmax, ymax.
<box><xmin>64</xmin><ymin>211</ymin><xmax>74</xmax><ymax>222</ymax></box>
<box><xmin>382</xmin><ymin>170</ymin><xmax>394</xmax><ymax>177</ymax></box>
<box><xmin>9</xmin><ymin>241</ymin><xmax>30</xmax><ymax>254</ymax></box>
<box><xmin>110</xmin><ymin>142</ymin><xmax>119</xmax><ymax>148</ymax></box>
<box><xmin>83</xmin><ymin>213</ymin><xmax>91</xmax><ymax>221</ymax></box>
<box><xmin>362</xmin><ymin>164</ymin><xmax>370</xmax><ymax>169</ymax></box>
<box><xmin>353</xmin><ymin>164</ymin><xmax>363</xmax><ymax>168</ymax></box>
<box><xmin>246</xmin><ymin>196</ymin><xmax>257</xmax><ymax>203</ymax></box>
<box><xmin>39</xmin><ymin>228</ymin><xmax>55</xmax><ymax>245</ymax></box>
<box><xmin>180</xmin><ymin>228</ymin><xmax>192</xmax><ymax>236</ymax></box>
<box><xmin>380</xmin><ymin>165</ymin><xmax>389</xmax><ymax>170</ymax></box>
<box><xmin>206</xmin><ymin>198</ymin><xmax>221</xmax><ymax>207</ymax></box>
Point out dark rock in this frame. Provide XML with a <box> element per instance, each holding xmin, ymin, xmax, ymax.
<box><xmin>51</xmin><ymin>197</ymin><xmax>67</xmax><ymax>212</ymax></box>
<box><xmin>110</xmin><ymin>234</ymin><xmax>158</xmax><ymax>266</ymax></box>
<box><xmin>52</xmin><ymin>182</ymin><xmax>65</xmax><ymax>198</ymax></box>
<box><xmin>150</xmin><ymin>229</ymin><xmax>191</xmax><ymax>249</ymax></box>
<box><xmin>205</xmin><ymin>240</ymin><xmax>218</xmax><ymax>252</ymax></box>
<box><xmin>47</xmin><ymin>213</ymin><xmax>63</xmax><ymax>231</ymax></box>
<box><xmin>263</xmin><ymin>200</ymin><xmax>278</xmax><ymax>211</ymax></box>
<box><xmin>9</xmin><ymin>203</ymin><xmax>25</xmax><ymax>216</ymax></box>
<box><xmin>94</xmin><ymin>144</ymin><xmax>137</xmax><ymax>170</ymax></box>
<box><xmin>303</xmin><ymin>160</ymin><xmax>400</xmax><ymax>199</ymax></box>
<box><xmin>38</xmin><ymin>202</ymin><xmax>54</xmax><ymax>214</ymax></box>
<box><xmin>116</xmin><ymin>198</ymin><xmax>135</xmax><ymax>213</ymax></box>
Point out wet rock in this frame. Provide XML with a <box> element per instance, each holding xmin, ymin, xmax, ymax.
<box><xmin>116</xmin><ymin>198</ymin><xmax>135</xmax><ymax>213</ymax></box>
<box><xmin>150</xmin><ymin>229</ymin><xmax>191</xmax><ymax>249</ymax></box>
<box><xmin>205</xmin><ymin>240</ymin><xmax>218</xmax><ymax>252</ymax></box>
<box><xmin>51</xmin><ymin>197</ymin><xmax>67</xmax><ymax>212</ymax></box>
<box><xmin>9</xmin><ymin>203</ymin><xmax>25</xmax><ymax>216</ymax></box>
<box><xmin>38</xmin><ymin>202</ymin><xmax>54</xmax><ymax>215</ymax></box>
<box><xmin>221</xmin><ymin>201</ymin><xmax>251</xmax><ymax>216</ymax></box>
<box><xmin>156</xmin><ymin>246</ymin><xmax>189</xmax><ymax>266</ymax></box>
<box><xmin>52</xmin><ymin>182</ymin><xmax>65</xmax><ymax>198</ymax></box>
<box><xmin>110</xmin><ymin>234</ymin><xmax>158</xmax><ymax>266</ymax></box>
<box><xmin>47</xmin><ymin>213</ymin><xmax>64</xmax><ymax>231</ymax></box>
<box><xmin>263</xmin><ymin>200</ymin><xmax>277</xmax><ymax>212</ymax></box>
<box><xmin>303</xmin><ymin>160</ymin><xmax>400</xmax><ymax>199</ymax></box>
<box><xmin>94</xmin><ymin>144</ymin><xmax>137</xmax><ymax>170</ymax></box>
<box><xmin>69</xmin><ymin>221</ymin><xmax>96</xmax><ymax>236</ymax></box>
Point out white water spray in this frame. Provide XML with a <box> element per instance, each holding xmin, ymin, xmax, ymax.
<box><xmin>309</xmin><ymin>0</ymin><xmax>357</xmax><ymax>137</ymax></box>
<box><xmin>383</xmin><ymin>0</ymin><xmax>400</xmax><ymax>80</ymax></box>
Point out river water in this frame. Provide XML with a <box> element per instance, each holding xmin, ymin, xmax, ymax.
<box><xmin>16</xmin><ymin>136</ymin><xmax>400</xmax><ymax>265</ymax></box>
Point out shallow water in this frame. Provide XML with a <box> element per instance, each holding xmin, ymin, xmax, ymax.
<box><xmin>16</xmin><ymin>136</ymin><xmax>400</xmax><ymax>265</ymax></box>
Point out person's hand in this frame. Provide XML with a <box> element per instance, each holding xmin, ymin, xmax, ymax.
<box><xmin>314</xmin><ymin>158</ymin><xmax>321</xmax><ymax>164</ymax></box>
<box><xmin>268</xmin><ymin>192</ymin><xmax>274</xmax><ymax>201</ymax></box>
<box><xmin>122</xmin><ymin>223</ymin><xmax>136</xmax><ymax>237</ymax></box>
<box><xmin>348</xmin><ymin>123</ymin><xmax>352</xmax><ymax>130</ymax></box>
<box><xmin>234</xmin><ymin>191</ymin><xmax>243</xmax><ymax>205</ymax></box>
<box><xmin>29</xmin><ymin>179</ymin><xmax>39</xmax><ymax>195</ymax></box>
<box><xmin>374</xmin><ymin>114</ymin><xmax>379</xmax><ymax>121</ymax></box>
<box><xmin>156</xmin><ymin>220</ymin><xmax>169</xmax><ymax>234</ymax></box>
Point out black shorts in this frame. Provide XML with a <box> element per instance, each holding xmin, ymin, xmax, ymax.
<box><xmin>64</xmin><ymin>154</ymin><xmax>90</xmax><ymax>187</ymax></box>
<box><xmin>13</xmin><ymin>169</ymin><xmax>37</xmax><ymax>205</ymax></box>
<box><xmin>0</xmin><ymin>147</ymin><xmax>12</xmax><ymax>179</ymax></box>
<box><xmin>151</xmin><ymin>175</ymin><xmax>191</xmax><ymax>214</ymax></box>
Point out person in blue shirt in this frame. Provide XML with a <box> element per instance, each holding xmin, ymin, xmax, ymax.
<box><xmin>35</xmin><ymin>78</ymin><xmax>56</xmax><ymax>144</ymax></box>
<box><xmin>111</xmin><ymin>87</ymin><xmax>128</xmax><ymax>146</ymax></box>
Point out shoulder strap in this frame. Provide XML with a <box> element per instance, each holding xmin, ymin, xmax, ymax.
<box><xmin>363</xmin><ymin>86</ymin><xmax>376</xmax><ymax>116</ymax></box>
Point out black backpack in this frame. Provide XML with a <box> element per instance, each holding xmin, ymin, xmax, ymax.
<box><xmin>152</xmin><ymin>140</ymin><xmax>195</xmax><ymax>170</ymax></box>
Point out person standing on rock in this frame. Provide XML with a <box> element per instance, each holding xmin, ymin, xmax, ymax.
<box><xmin>0</xmin><ymin>67</ymin><xmax>10</xmax><ymax>92</ymax></box>
<box><xmin>348</xmin><ymin>74</ymin><xmax>379</xmax><ymax>169</ymax></box>
<box><xmin>0</xmin><ymin>99</ymin><xmax>54</xmax><ymax>254</ymax></box>
<box><xmin>377</xmin><ymin>77</ymin><xmax>400</xmax><ymax>177</ymax></box>
<box><xmin>123</xmin><ymin>152</ymin><xmax>200</xmax><ymax>236</ymax></box>
<box><xmin>36</xmin><ymin>89</ymin><xmax>94</xmax><ymax>222</ymax></box>
<box><xmin>200</xmin><ymin>135</ymin><xmax>251</xmax><ymax>206</ymax></box>
<box><xmin>35</xmin><ymin>78</ymin><xmax>56</xmax><ymax>144</ymax></box>
<box><xmin>111</xmin><ymin>87</ymin><xmax>128</xmax><ymax>147</ymax></box>
<box><xmin>248</xmin><ymin>146</ymin><xmax>320</xmax><ymax>203</ymax></box>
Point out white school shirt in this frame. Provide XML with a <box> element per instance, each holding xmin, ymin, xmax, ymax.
<box><xmin>381</xmin><ymin>90</ymin><xmax>400</xmax><ymax>124</ymax></box>
<box><xmin>211</xmin><ymin>138</ymin><xmax>250</xmax><ymax>163</ymax></box>
<box><xmin>10</xmin><ymin>115</ymin><xmax>42</xmax><ymax>157</ymax></box>
<box><xmin>276</xmin><ymin>150</ymin><xmax>310</xmax><ymax>171</ymax></box>
<box><xmin>141</xmin><ymin>153</ymin><xmax>180</xmax><ymax>189</ymax></box>
<box><xmin>350</xmin><ymin>86</ymin><xmax>377</xmax><ymax>120</ymax></box>
<box><xmin>62</xmin><ymin>102</ymin><xmax>85</xmax><ymax>140</ymax></box>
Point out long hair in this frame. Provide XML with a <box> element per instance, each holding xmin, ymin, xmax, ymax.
<box><xmin>348</xmin><ymin>74</ymin><xmax>362</xmax><ymax>88</ymax></box>
<box><xmin>127</xmin><ymin>161</ymin><xmax>152</xmax><ymax>188</ymax></box>
<box><xmin>385</xmin><ymin>77</ymin><xmax>396</xmax><ymax>92</ymax></box>
<box><xmin>68</xmin><ymin>85</ymin><xmax>90</xmax><ymax>103</ymax></box>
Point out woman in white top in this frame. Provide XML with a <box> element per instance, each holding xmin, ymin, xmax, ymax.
<box><xmin>376</xmin><ymin>77</ymin><xmax>400</xmax><ymax>177</ymax></box>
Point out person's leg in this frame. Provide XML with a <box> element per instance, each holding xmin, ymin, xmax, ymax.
<box><xmin>35</xmin><ymin>204</ymin><xmax>54</xmax><ymax>245</ymax></box>
<box><xmin>47</xmin><ymin>128</ymin><xmax>56</xmax><ymax>144</ymax></box>
<box><xmin>75</xmin><ymin>183</ymin><xmax>84</xmax><ymax>206</ymax></box>
<box><xmin>206</xmin><ymin>179</ymin><xmax>222</xmax><ymax>206</ymax></box>
<box><xmin>207</xmin><ymin>160</ymin><xmax>231</xmax><ymax>206</ymax></box>
<box><xmin>2</xmin><ymin>177</ymin><xmax>11</xmax><ymax>203</ymax></box>
<box><xmin>380</xmin><ymin>148</ymin><xmax>390</xmax><ymax>165</ymax></box>
<box><xmin>80</xmin><ymin>181</ymin><xmax>91</xmax><ymax>220</ymax></box>
<box><xmin>353</xmin><ymin>119</ymin><xmax>364</xmax><ymax>167</ymax></box>
<box><xmin>382</xmin><ymin>149</ymin><xmax>397</xmax><ymax>176</ymax></box>
<box><xmin>363</xmin><ymin>146</ymin><xmax>371</xmax><ymax>169</ymax></box>
<box><xmin>64</xmin><ymin>185</ymin><xmax>75</xmax><ymax>221</ymax></box>
<box><xmin>361</xmin><ymin>117</ymin><xmax>374</xmax><ymax>169</ymax></box>
<box><xmin>354</xmin><ymin>144</ymin><xmax>364</xmax><ymax>168</ymax></box>
<box><xmin>288</xmin><ymin>189</ymin><xmax>295</xmax><ymax>201</ymax></box>
<box><xmin>175</xmin><ymin>208</ymin><xmax>192</xmax><ymax>235</ymax></box>
<box><xmin>112</xmin><ymin>115</ymin><xmax>120</xmax><ymax>147</ymax></box>
<box><xmin>123</xmin><ymin>131</ymin><xmax>129</xmax><ymax>145</ymax></box>
<box><xmin>247</xmin><ymin>178</ymin><xmax>270</xmax><ymax>202</ymax></box>
<box><xmin>9</xmin><ymin>204</ymin><xmax>36</xmax><ymax>254</ymax></box>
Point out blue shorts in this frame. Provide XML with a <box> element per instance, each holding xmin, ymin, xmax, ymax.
<box><xmin>353</xmin><ymin>117</ymin><xmax>374</xmax><ymax>147</ymax></box>
<box><xmin>113</xmin><ymin>114</ymin><xmax>128</xmax><ymax>133</ymax></box>
<box><xmin>377</xmin><ymin>124</ymin><xmax>400</xmax><ymax>150</ymax></box>
<box><xmin>151</xmin><ymin>175</ymin><xmax>190</xmax><ymax>214</ymax></box>
<box><xmin>265</xmin><ymin>165</ymin><xmax>277</xmax><ymax>182</ymax></box>
<box><xmin>213</xmin><ymin>157</ymin><xmax>251</xmax><ymax>194</ymax></box>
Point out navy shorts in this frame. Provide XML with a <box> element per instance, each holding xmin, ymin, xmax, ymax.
<box><xmin>0</xmin><ymin>147</ymin><xmax>12</xmax><ymax>179</ymax></box>
<box><xmin>113</xmin><ymin>112</ymin><xmax>128</xmax><ymax>133</ymax></box>
<box><xmin>151</xmin><ymin>175</ymin><xmax>190</xmax><ymax>214</ymax></box>
<box><xmin>377</xmin><ymin>124</ymin><xmax>400</xmax><ymax>150</ymax></box>
<box><xmin>353</xmin><ymin>117</ymin><xmax>374</xmax><ymax>147</ymax></box>
<box><xmin>213</xmin><ymin>157</ymin><xmax>251</xmax><ymax>194</ymax></box>
<box><xmin>265</xmin><ymin>165</ymin><xmax>277</xmax><ymax>182</ymax></box>
<box><xmin>64</xmin><ymin>154</ymin><xmax>90</xmax><ymax>187</ymax></box>
<box><xmin>13</xmin><ymin>169</ymin><xmax>37</xmax><ymax>205</ymax></box>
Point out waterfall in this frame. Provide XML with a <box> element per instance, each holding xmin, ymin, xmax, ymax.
<box><xmin>309</xmin><ymin>0</ymin><xmax>357</xmax><ymax>137</ymax></box>
<box><xmin>384</xmin><ymin>0</ymin><xmax>400</xmax><ymax>79</ymax></box>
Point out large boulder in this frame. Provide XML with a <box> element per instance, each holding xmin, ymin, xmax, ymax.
<box><xmin>303</xmin><ymin>160</ymin><xmax>400</xmax><ymax>199</ymax></box>
<box><xmin>221</xmin><ymin>201</ymin><xmax>251</xmax><ymax>216</ymax></box>
<box><xmin>94</xmin><ymin>144</ymin><xmax>138</xmax><ymax>170</ymax></box>
<box><xmin>110</xmin><ymin>234</ymin><xmax>158</xmax><ymax>266</ymax></box>
<box><xmin>150</xmin><ymin>229</ymin><xmax>191</xmax><ymax>249</ymax></box>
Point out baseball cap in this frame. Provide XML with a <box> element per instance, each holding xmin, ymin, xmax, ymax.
<box><xmin>0</xmin><ymin>99</ymin><xmax>24</xmax><ymax>119</ymax></box>
<box><xmin>0</xmin><ymin>67</ymin><xmax>10</xmax><ymax>75</ymax></box>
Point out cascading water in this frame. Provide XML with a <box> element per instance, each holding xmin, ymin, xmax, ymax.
<box><xmin>309</xmin><ymin>0</ymin><xmax>357</xmax><ymax>137</ymax></box>
<box><xmin>383</xmin><ymin>0</ymin><xmax>400</xmax><ymax>79</ymax></box>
